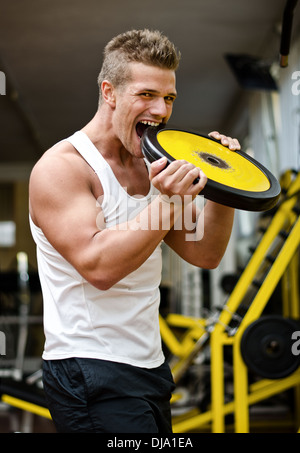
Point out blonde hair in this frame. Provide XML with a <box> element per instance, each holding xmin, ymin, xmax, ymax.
<box><xmin>97</xmin><ymin>29</ymin><xmax>181</xmax><ymax>103</ymax></box>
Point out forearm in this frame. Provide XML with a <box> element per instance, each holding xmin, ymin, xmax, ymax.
<box><xmin>200</xmin><ymin>200</ymin><xmax>235</xmax><ymax>265</ymax></box>
<box><xmin>165</xmin><ymin>199</ymin><xmax>234</xmax><ymax>269</ymax></box>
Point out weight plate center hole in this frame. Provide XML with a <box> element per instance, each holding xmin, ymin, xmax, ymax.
<box><xmin>262</xmin><ymin>335</ymin><xmax>283</xmax><ymax>358</ymax></box>
<box><xmin>196</xmin><ymin>151</ymin><xmax>231</xmax><ymax>170</ymax></box>
<box><xmin>208</xmin><ymin>156</ymin><xmax>220</xmax><ymax>165</ymax></box>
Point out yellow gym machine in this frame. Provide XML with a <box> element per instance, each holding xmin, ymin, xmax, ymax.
<box><xmin>160</xmin><ymin>169</ymin><xmax>300</xmax><ymax>433</ymax></box>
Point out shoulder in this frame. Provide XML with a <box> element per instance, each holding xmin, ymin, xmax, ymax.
<box><xmin>30</xmin><ymin>139</ymin><xmax>97</xmax><ymax>192</ymax></box>
<box><xmin>31</xmin><ymin>140</ymin><xmax>80</xmax><ymax>179</ymax></box>
<box><xmin>29</xmin><ymin>139</ymin><xmax>100</xmax><ymax>224</ymax></box>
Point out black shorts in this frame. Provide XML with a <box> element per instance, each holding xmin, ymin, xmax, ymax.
<box><xmin>42</xmin><ymin>357</ymin><xmax>175</xmax><ymax>433</ymax></box>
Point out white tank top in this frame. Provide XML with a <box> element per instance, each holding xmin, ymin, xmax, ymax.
<box><xmin>30</xmin><ymin>131</ymin><xmax>164</xmax><ymax>368</ymax></box>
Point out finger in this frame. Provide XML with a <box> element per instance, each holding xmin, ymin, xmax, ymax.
<box><xmin>209</xmin><ymin>132</ymin><xmax>231</xmax><ymax>147</ymax></box>
<box><xmin>150</xmin><ymin>159</ymin><xmax>191</xmax><ymax>193</ymax></box>
<box><xmin>170</xmin><ymin>160</ymin><xmax>197</xmax><ymax>180</ymax></box>
<box><xmin>149</xmin><ymin>157</ymin><xmax>168</xmax><ymax>180</ymax></box>
<box><xmin>231</xmin><ymin>138</ymin><xmax>241</xmax><ymax>150</ymax></box>
<box><xmin>208</xmin><ymin>131</ymin><xmax>241</xmax><ymax>151</ymax></box>
<box><xmin>220</xmin><ymin>135</ymin><xmax>231</xmax><ymax>147</ymax></box>
<box><xmin>164</xmin><ymin>161</ymin><xmax>205</xmax><ymax>190</ymax></box>
<box><xmin>213</xmin><ymin>133</ymin><xmax>231</xmax><ymax>148</ymax></box>
<box><xmin>227</xmin><ymin>138</ymin><xmax>241</xmax><ymax>151</ymax></box>
<box><xmin>180</xmin><ymin>166</ymin><xmax>202</xmax><ymax>186</ymax></box>
<box><xmin>158</xmin><ymin>160</ymin><xmax>194</xmax><ymax>184</ymax></box>
<box><xmin>186</xmin><ymin>169</ymin><xmax>207</xmax><ymax>196</ymax></box>
<box><xmin>208</xmin><ymin>131</ymin><xmax>221</xmax><ymax>140</ymax></box>
<box><xmin>193</xmin><ymin>169</ymin><xmax>207</xmax><ymax>193</ymax></box>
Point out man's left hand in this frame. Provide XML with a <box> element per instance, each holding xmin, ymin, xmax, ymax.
<box><xmin>208</xmin><ymin>131</ymin><xmax>241</xmax><ymax>151</ymax></box>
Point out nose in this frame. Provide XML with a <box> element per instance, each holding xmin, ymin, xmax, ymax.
<box><xmin>149</xmin><ymin>97</ymin><xmax>169</xmax><ymax>118</ymax></box>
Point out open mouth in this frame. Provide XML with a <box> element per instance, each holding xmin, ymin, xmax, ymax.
<box><xmin>136</xmin><ymin>120</ymin><xmax>160</xmax><ymax>139</ymax></box>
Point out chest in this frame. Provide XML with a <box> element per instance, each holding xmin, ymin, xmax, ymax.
<box><xmin>89</xmin><ymin>158</ymin><xmax>151</xmax><ymax>200</ymax></box>
<box><xmin>109</xmin><ymin>158</ymin><xmax>151</xmax><ymax>197</ymax></box>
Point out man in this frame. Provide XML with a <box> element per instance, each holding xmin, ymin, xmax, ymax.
<box><xmin>29</xmin><ymin>29</ymin><xmax>240</xmax><ymax>433</ymax></box>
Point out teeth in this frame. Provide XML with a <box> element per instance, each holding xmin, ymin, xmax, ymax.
<box><xmin>140</xmin><ymin>120</ymin><xmax>160</xmax><ymax>127</ymax></box>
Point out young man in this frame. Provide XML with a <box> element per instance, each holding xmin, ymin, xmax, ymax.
<box><xmin>29</xmin><ymin>29</ymin><xmax>240</xmax><ymax>433</ymax></box>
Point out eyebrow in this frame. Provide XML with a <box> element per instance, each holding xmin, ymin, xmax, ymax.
<box><xmin>140</xmin><ymin>88</ymin><xmax>177</xmax><ymax>98</ymax></box>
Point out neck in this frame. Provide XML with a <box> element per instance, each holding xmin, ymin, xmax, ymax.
<box><xmin>81</xmin><ymin>108</ymin><xmax>131</xmax><ymax>165</ymax></box>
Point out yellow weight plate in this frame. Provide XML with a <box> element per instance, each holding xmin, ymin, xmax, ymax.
<box><xmin>141</xmin><ymin>126</ymin><xmax>281</xmax><ymax>211</ymax></box>
<box><xmin>157</xmin><ymin>130</ymin><xmax>270</xmax><ymax>192</ymax></box>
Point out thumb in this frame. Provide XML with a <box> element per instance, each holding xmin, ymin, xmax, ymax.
<box><xmin>149</xmin><ymin>157</ymin><xmax>168</xmax><ymax>180</ymax></box>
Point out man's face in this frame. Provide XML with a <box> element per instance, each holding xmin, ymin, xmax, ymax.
<box><xmin>112</xmin><ymin>62</ymin><xmax>177</xmax><ymax>157</ymax></box>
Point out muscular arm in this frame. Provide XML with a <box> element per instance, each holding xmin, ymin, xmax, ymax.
<box><xmin>29</xmin><ymin>146</ymin><xmax>204</xmax><ymax>290</ymax></box>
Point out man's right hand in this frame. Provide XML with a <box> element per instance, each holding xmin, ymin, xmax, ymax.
<box><xmin>149</xmin><ymin>156</ymin><xmax>207</xmax><ymax>200</ymax></box>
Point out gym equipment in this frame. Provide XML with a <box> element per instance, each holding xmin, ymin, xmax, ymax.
<box><xmin>241</xmin><ymin>315</ymin><xmax>300</xmax><ymax>379</ymax></box>
<box><xmin>141</xmin><ymin>126</ymin><xmax>281</xmax><ymax>211</ymax></box>
<box><xmin>0</xmin><ymin>253</ymin><xmax>42</xmax><ymax>381</ymax></box>
<box><xmin>0</xmin><ymin>375</ymin><xmax>51</xmax><ymax>421</ymax></box>
<box><xmin>159</xmin><ymin>169</ymin><xmax>300</xmax><ymax>433</ymax></box>
<box><xmin>279</xmin><ymin>0</ymin><xmax>299</xmax><ymax>67</ymax></box>
<box><xmin>0</xmin><ymin>254</ymin><xmax>49</xmax><ymax>431</ymax></box>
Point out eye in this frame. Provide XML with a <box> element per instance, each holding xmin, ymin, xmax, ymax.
<box><xmin>140</xmin><ymin>92</ymin><xmax>153</xmax><ymax>98</ymax></box>
<box><xmin>165</xmin><ymin>96</ymin><xmax>176</xmax><ymax>103</ymax></box>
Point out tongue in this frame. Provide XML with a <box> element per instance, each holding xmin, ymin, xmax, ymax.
<box><xmin>136</xmin><ymin>122</ymin><xmax>149</xmax><ymax>138</ymax></box>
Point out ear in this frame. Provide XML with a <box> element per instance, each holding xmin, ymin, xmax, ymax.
<box><xmin>101</xmin><ymin>80</ymin><xmax>116</xmax><ymax>107</ymax></box>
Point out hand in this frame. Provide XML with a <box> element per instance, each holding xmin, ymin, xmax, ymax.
<box><xmin>208</xmin><ymin>131</ymin><xmax>241</xmax><ymax>151</ymax></box>
<box><xmin>149</xmin><ymin>157</ymin><xmax>207</xmax><ymax>199</ymax></box>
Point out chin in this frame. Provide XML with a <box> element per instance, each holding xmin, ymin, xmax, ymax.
<box><xmin>130</xmin><ymin>135</ymin><xmax>144</xmax><ymax>158</ymax></box>
<box><xmin>133</xmin><ymin>149</ymin><xmax>144</xmax><ymax>159</ymax></box>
